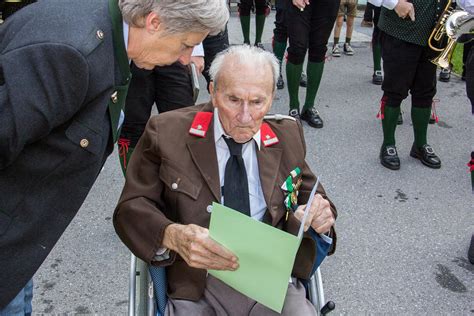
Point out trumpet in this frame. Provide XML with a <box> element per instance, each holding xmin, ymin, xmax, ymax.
<box><xmin>430</xmin><ymin>9</ymin><xmax>474</xmax><ymax>68</ymax></box>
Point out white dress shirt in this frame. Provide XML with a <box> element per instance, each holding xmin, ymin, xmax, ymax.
<box><xmin>213</xmin><ymin>108</ymin><xmax>268</xmax><ymax>221</ymax></box>
<box><xmin>368</xmin><ymin>0</ymin><xmax>398</xmax><ymax>10</ymax></box>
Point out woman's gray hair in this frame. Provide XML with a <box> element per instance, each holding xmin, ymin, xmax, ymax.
<box><xmin>209</xmin><ymin>45</ymin><xmax>280</xmax><ymax>91</ymax></box>
<box><xmin>119</xmin><ymin>0</ymin><xmax>229</xmax><ymax>36</ymax></box>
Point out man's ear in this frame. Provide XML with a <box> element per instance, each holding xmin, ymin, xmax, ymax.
<box><xmin>145</xmin><ymin>11</ymin><xmax>162</xmax><ymax>33</ymax></box>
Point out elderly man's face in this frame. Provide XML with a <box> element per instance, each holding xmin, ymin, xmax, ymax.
<box><xmin>210</xmin><ymin>61</ymin><xmax>274</xmax><ymax>143</ymax></box>
<box><xmin>128</xmin><ymin>12</ymin><xmax>208</xmax><ymax>69</ymax></box>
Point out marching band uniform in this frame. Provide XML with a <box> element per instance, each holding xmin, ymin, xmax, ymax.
<box><xmin>114</xmin><ymin>102</ymin><xmax>337</xmax><ymax>313</ymax></box>
<box><xmin>286</xmin><ymin>0</ymin><xmax>340</xmax><ymax>128</ymax></box>
<box><xmin>370</xmin><ymin>0</ymin><xmax>445</xmax><ymax>170</ymax></box>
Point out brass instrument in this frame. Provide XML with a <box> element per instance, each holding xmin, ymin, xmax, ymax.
<box><xmin>431</xmin><ymin>10</ymin><xmax>474</xmax><ymax>68</ymax></box>
<box><xmin>428</xmin><ymin>0</ymin><xmax>455</xmax><ymax>68</ymax></box>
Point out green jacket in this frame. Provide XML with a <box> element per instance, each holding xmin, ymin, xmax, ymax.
<box><xmin>378</xmin><ymin>0</ymin><xmax>448</xmax><ymax>46</ymax></box>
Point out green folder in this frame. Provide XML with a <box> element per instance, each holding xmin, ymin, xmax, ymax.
<box><xmin>208</xmin><ymin>202</ymin><xmax>301</xmax><ymax>313</ymax></box>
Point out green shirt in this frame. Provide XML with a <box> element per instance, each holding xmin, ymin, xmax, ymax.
<box><xmin>378</xmin><ymin>0</ymin><xmax>447</xmax><ymax>46</ymax></box>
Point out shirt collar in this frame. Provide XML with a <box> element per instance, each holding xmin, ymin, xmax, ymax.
<box><xmin>123</xmin><ymin>21</ymin><xmax>129</xmax><ymax>51</ymax></box>
<box><xmin>213</xmin><ymin>108</ymin><xmax>261</xmax><ymax>150</ymax></box>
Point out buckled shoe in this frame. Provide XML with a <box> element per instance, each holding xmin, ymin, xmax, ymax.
<box><xmin>277</xmin><ymin>74</ymin><xmax>284</xmax><ymax>90</ymax></box>
<box><xmin>410</xmin><ymin>143</ymin><xmax>441</xmax><ymax>169</ymax></box>
<box><xmin>380</xmin><ymin>145</ymin><xmax>400</xmax><ymax>170</ymax></box>
<box><xmin>301</xmin><ymin>107</ymin><xmax>323</xmax><ymax>128</ymax></box>
<box><xmin>372</xmin><ymin>70</ymin><xmax>383</xmax><ymax>85</ymax></box>
<box><xmin>288</xmin><ymin>108</ymin><xmax>301</xmax><ymax>122</ymax></box>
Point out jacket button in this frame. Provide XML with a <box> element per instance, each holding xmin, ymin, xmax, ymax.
<box><xmin>96</xmin><ymin>29</ymin><xmax>104</xmax><ymax>40</ymax></box>
<box><xmin>171</xmin><ymin>183</ymin><xmax>178</xmax><ymax>190</ymax></box>
<box><xmin>206</xmin><ymin>205</ymin><xmax>213</xmax><ymax>213</ymax></box>
<box><xmin>111</xmin><ymin>91</ymin><xmax>118</xmax><ymax>104</ymax></box>
<box><xmin>80</xmin><ymin>139</ymin><xmax>89</xmax><ymax>148</ymax></box>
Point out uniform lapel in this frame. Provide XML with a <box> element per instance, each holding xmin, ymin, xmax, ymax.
<box><xmin>187</xmin><ymin>106</ymin><xmax>221</xmax><ymax>202</ymax></box>
<box><xmin>257</xmin><ymin>143</ymin><xmax>283</xmax><ymax>226</ymax></box>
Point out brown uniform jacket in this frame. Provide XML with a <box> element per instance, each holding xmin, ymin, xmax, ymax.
<box><xmin>114</xmin><ymin>102</ymin><xmax>337</xmax><ymax>301</ymax></box>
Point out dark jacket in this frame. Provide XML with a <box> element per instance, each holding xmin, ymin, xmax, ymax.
<box><xmin>0</xmin><ymin>0</ymin><xmax>124</xmax><ymax>307</ymax></box>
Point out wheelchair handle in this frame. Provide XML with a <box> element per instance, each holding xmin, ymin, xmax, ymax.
<box><xmin>320</xmin><ymin>301</ymin><xmax>335</xmax><ymax>315</ymax></box>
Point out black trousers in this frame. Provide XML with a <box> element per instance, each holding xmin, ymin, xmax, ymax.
<box><xmin>273</xmin><ymin>0</ymin><xmax>289</xmax><ymax>43</ymax></box>
<box><xmin>381</xmin><ymin>32</ymin><xmax>437</xmax><ymax>108</ymax></box>
<box><xmin>119</xmin><ymin>62</ymin><xmax>194</xmax><ymax>147</ymax></box>
<box><xmin>239</xmin><ymin>0</ymin><xmax>269</xmax><ymax>15</ymax></box>
<box><xmin>202</xmin><ymin>28</ymin><xmax>229</xmax><ymax>91</ymax></box>
<box><xmin>286</xmin><ymin>0</ymin><xmax>340</xmax><ymax>64</ymax></box>
<box><xmin>466</xmin><ymin>44</ymin><xmax>474</xmax><ymax>113</ymax></box>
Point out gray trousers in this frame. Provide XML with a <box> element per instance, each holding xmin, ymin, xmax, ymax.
<box><xmin>165</xmin><ymin>275</ymin><xmax>317</xmax><ymax>316</ymax></box>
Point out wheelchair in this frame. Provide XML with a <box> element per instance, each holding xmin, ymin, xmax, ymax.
<box><xmin>127</xmin><ymin>254</ymin><xmax>335</xmax><ymax>316</ymax></box>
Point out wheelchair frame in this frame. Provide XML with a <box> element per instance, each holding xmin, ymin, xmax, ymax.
<box><xmin>128</xmin><ymin>254</ymin><xmax>334</xmax><ymax>316</ymax></box>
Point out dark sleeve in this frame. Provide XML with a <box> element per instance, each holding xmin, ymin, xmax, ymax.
<box><xmin>0</xmin><ymin>43</ymin><xmax>89</xmax><ymax>169</ymax></box>
<box><xmin>113</xmin><ymin>118</ymin><xmax>176</xmax><ymax>266</ymax></box>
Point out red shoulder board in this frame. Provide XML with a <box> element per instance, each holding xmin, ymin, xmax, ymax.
<box><xmin>189</xmin><ymin>112</ymin><xmax>213</xmax><ymax>137</ymax></box>
<box><xmin>261</xmin><ymin>123</ymin><xmax>279</xmax><ymax>147</ymax></box>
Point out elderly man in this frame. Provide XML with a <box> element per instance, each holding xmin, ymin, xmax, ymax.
<box><xmin>114</xmin><ymin>45</ymin><xmax>337</xmax><ymax>315</ymax></box>
<box><xmin>0</xmin><ymin>0</ymin><xmax>228</xmax><ymax>313</ymax></box>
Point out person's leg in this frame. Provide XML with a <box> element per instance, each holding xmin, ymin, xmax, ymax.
<box><xmin>409</xmin><ymin>46</ymin><xmax>441</xmax><ymax>168</ymax></box>
<box><xmin>118</xmin><ymin>63</ymin><xmax>155</xmax><ymax>173</ymax></box>
<box><xmin>343</xmin><ymin>1</ymin><xmax>356</xmax><ymax>56</ymax></box>
<box><xmin>273</xmin><ymin>0</ymin><xmax>288</xmax><ymax>89</ymax></box>
<box><xmin>0</xmin><ymin>279</ymin><xmax>33</xmax><ymax>316</ymax></box>
<box><xmin>202</xmin><ymin>27</ymin><xmax>229</xmax><ymax>91</ymax></box>
<box><xmin>302</xmin><ymin>0</ymin><xmax>339</xmax><ymax>128</ymax></box>
<box><xmin>239</xmin><ymin>0</ymin><xmax>252</xmax><ymax>44</ymax></box>
<box><xmin>255</xmin><ymin>0</ymin><xmax>270</xmax><ymax>46</ymax></box>
<box><xmin>153</xmin><ymin>62</ymin><xmax>195</xmax><ymax>113</ymax></box>
<box><xmin>379</xmin><ymin>32</ymin><xmax>419</xmax><ymax>170</ymax></box>
<box><xmin>286</xmin><ymin>2</ymin><xmax>311</xmax><ymax>117</ymax></box>
<box><xmin>462</xmin><ymin>40</ymin><xmax>473</xmax><ymax>80</ymax></box>
<box><xmin>372</xmin><ymin>7</ymin><xmax>383</xmax><ymax>84</ymax></box>
<box><xmin>332</xmin><ymin>15</ymin><xmax>344</xmax><ymax>57</ymax></box>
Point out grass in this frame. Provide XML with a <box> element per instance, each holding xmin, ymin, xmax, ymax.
<box><xmin>451</xmin><ymin>42</ymin><xmax>464</xmax><ymax>76</ymax></box>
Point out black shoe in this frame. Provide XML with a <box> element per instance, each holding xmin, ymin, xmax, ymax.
<box><xmin>429</xmin><ymin>115</ymin><xmax>436</xmax><ymax>124</ymax></box>
<box><xmin>439</xmin><ymin>68</ymin><xmax>451</xmax><ymax>82</ymax></box>
<box><xmin>380</xmin><ymin>145</ymin><xmax>400</xmax><ymax>170</ymax></box>
<box><xmin>255</xmin><ymin>42</ymin><xmax>265</xmax><ymax>50</ymax></box>
<box><xmin>299</xmin><ymin>72</ymin><xmax>307</xmax><ymax>87</ymax></box>
<box><xmin>372</xmin><ymin>70</ymin><xmax>383</xmax><ymax>85</ymax></box>
<box><xmin>277</xmin><ymin>75</ymin><xmax>284</xmax><ymax>90</ymax></box>
<box><xmin>468</xmin><ymin>234</ymin><xmax>474</xmax><ymax>264</ymax></box>
<box><xmin>300</xmin><ymin>107</ymin><xmax>323</xmax><ymax>128</ymax></box>
<box><xmin>410</xmin><ymin>143</ymin><xmax>441</xmax><ymax>169</ymax></box>
<box><xmin>288</xmin><ymin>108</ymin><xmax>301</xmax><ymax>122</ymax></box>
<box><xmin>397</xmin><ymin>111</ymin><xmax>403</xmax><ymax>125</ymax></box>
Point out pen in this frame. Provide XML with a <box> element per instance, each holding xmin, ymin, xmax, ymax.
<box><xmin>297</xmin><ymin>176</ymin><xmax>320</xmax><ymax>239</ymax></box>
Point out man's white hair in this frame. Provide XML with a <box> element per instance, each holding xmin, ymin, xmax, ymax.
<box><xmin>209</xmin><ymin>45</ymin><xmax>280</xmax><ymax>91</ymax></box>
<box><xmin>119</xmin><ymin>0</ymin><xmax>229</xmax><ymax>36</ymax></box>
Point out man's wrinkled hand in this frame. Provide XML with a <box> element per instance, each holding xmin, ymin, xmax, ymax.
<box><xmin>394</xmin><ymin>0</ymin><xmax>415</xmax><ymax>21</ymax></box>
<box><xmin>294</xmin><ymin>194</ymin><xmax>334</xmax><ymax>234</ymax></box>
<box><xmin>190</xmin><ymin>56</ymin><xmax>205</xmax><ymax>74</ymax></box>
<box><xmin>162</xmin><ymin>223</ymin><xmax>238</xmax><ymax>271</ymax></box>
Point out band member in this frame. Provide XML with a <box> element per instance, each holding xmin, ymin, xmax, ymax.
<box><xmin>239</xmin><ymin>0</ymin><xmax>270</xmax><ymax>47</ymax></box>
<box><xmin>369</xmin><ymin>0</ymin><xmax>444</xmax><ymax>170</ymax></box>
<box><xmin>286</xmin><ymin>0</ymin><xmax>340</xmax><ymax>128</ymax></box>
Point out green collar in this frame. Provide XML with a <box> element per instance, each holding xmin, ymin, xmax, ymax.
<box><xmin>108</xmin><ymin>0</ymin><xmax>131</xmax><ymax>84</ymax></box>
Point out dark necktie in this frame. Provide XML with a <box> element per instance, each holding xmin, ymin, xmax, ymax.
<box><xmin>223</xmin><ymin>137</ymin><xmax>251</xmax><ymax>216</ymax></box>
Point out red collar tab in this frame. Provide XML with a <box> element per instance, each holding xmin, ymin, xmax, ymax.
<box><xmin>189</xmin><ymin>112</ymin><xmax>213</xmax><ymax>137</ymax></box>
<box><xmin>261</xmin><ymin>123</ymin><xmax>279</xmax><ymax>147</ymax></box>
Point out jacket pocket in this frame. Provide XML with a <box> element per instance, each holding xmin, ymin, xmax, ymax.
<box><xmin>65</xmin><ymin>119</ymin><xmax>103</xmax><ymax>156</ymax></box>
<box><xmin>159</xmin><ymin>159</ymin><xmax>202</xmax><ymax>200</ymax></box>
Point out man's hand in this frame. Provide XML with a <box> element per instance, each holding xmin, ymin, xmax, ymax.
<box><xmin>294</xmin><ymin>194</ymin><xmax>335</xmax><ymax>234</ymax></box>
<box><xmin>292</xmin><ymin>0</ymin><xmax>310</xmax><ymax>11</ymax></box>
<box><xmin>162</xmin><ymin>223</ymin><xmax>238</xmax><ymax>271</ymax></box>
<box><xmin>394</xmin><ymin>0</ymin><xmax>415</xmax><ymax>21</ymax></box>
<box><xmin>190</xmin><ymin>56</ymin><xmax>205</xmax><ymax>74</ymax></box>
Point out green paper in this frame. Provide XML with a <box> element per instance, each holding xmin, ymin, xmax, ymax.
<box><xmin>208</xmin><ymin>202</ymin><xmax>301</xmax><ymax>313</ymax></box>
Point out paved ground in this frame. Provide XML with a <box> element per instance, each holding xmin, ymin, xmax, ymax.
<box><xmin>32</xmin><ymin>10</ymin><xmax>473</xmax><ymax>315</ymax></box>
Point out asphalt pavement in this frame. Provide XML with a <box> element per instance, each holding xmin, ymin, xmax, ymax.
<box><xmin>32</xmin><ymin>10</ymin><xmax>473</xmax><ymax>314</ymax></box>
